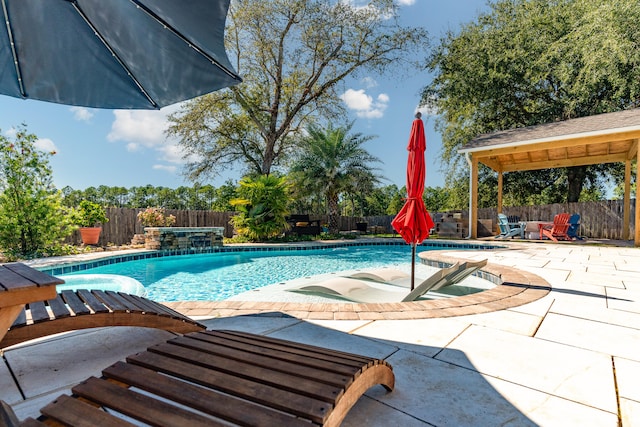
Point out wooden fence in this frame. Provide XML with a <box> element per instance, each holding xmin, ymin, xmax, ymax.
<box><xmin>478</xmin><ymin>199</ymin><xmax>636</xmax><ymax>240</ymax></box>
<box><xmin>69</xmin><ymin>209</ymin><xmax>237</xmax><ymax>246</ymax></box>
<box><xmin>71</xmin><ymin>200</ymin><xmax>636</xmax><ymax>246</ymax></box>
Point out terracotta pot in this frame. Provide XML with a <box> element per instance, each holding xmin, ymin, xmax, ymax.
<box><xmin>80</xmin><ymin>227</ymin><xmax>102</xmax><ymax>245</ymax></box>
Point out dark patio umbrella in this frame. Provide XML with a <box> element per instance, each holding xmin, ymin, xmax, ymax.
<box><xmin>391</xmin><ymin>112</ymin><xmax>435</xmax><ymax>290</ymax></box>
<box><xmin>0</xmin><ymin>0</ymin><xmax>241</xmax><ymax>109</ymax></box>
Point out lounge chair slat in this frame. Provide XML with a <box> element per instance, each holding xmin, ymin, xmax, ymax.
<box><xmin>116</xmin><ymin>293</ymin><xmax>163</xmax><ymax>315</ymax></box>
<box><xmin>125</xmin><ymin>293</ymin><xmax>194</xmax><ymax>319</ymax></box>
<box><xmin>0</xmin><ymin>267</ymin><xmax>32</xmax><ymax>291</ymax></box>
<box><xmin>105</xmin><ymin>290</ymin><xmax>146</xmax><ymax>313</ymax></box>
<box><xmin>126</xmin><ymin>350</ymin><xmax>333</xmax><ymax>423</ymax></box>
<box><xmin>88</xmin><ymin>290</ymin><xmax>128</xmax><ymax>312</ymax></box>
<box><xmin>210</xmin><ymin>330</ymin><xmax>377</xmax><ymax>366</ymax></box>
<box><xmin>74</xmin><ymin>289</ymin><xmax>108</xmax><ymax>313</ymax></box>
<box><xmin>60</xmin><ymin>290</ymin><xmax>91</xmax><ymax>315</ymax></box>
<box><xmin>38</xmin><ymin>394</ymin><xmax>135</xmax><ymax>427</ymax></box>
<box><xmin>103</xmin><ymin>361</ymin><xmax>311</xmax><ymax>427</ymax></box>
<box><xmin>184</xmin><ymin>332</ymin><xmax>364</xmax><ymax>378</ymax></box>
<box><xmin>46</xmin><ymin>294</ymin><xmax>71</xmax><ymax>319</ymax></box>
<box><xmin>11</xmin><ymin>309</ymin><xmax>26</xmax><ymax>328</ymax></box>
<box><xmin>72</xmin><ymin>377</ymin><xmax>226</xmax><ymax>427</ymax></box>
<box><xmin>147</xmin><ymin>341</ymin><xmax>344</xmax><ymax>402</ymax></box>
<box><xmin>27</xmin><ymin>301</ymin><xmax>50</xmax><ymax>323</ymax></box>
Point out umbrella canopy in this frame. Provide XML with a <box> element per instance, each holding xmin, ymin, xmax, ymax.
<box><xmin>0</xmin><ymin>0</ymin><xmax>242</xmax><ymax>109</ymax></box>
<box><xmin>391</xmin><ymin>113</ymin><xmax>435</xmax><ymax>289</ymax></box>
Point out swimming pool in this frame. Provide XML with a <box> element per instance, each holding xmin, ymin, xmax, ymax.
<box><xmin>60</xmin><ymin>244</ymin><xmax>457</xmax><ymax>302</ymax></box>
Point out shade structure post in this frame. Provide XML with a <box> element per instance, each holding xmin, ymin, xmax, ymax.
<box><xmin>392</xmin><ymin>113</ymin><xmax>435</xmax><ymax>290</ymax></box>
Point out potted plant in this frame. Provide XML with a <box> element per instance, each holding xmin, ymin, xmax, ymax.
<box><xmin>76</xmin><ymin>200</ymin><xmax>108</xmax><ymax>245</ymax></box>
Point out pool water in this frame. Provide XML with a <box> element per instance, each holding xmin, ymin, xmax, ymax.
<box><xmin>63</xmin><ymin>245</ymin><xmax>443</xmax><ymax>302</ymax></box>
<box><xmin>57</xmin><ymin>274</ymin><xmax>147</xmax><ymax>297</ymax></box>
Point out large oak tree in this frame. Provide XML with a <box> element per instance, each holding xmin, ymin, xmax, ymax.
<box><xmin>167</xmin><ymin>0</ymin><xmax>427</xmax><ymax>182</ymax></box>
<box><xmin>422</xmin><ymin>0</ymin><xmax>640</xmax><ymax>205</ymax></box>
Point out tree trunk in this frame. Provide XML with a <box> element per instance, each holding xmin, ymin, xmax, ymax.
<box><xmin>327</xmin><ymin>192</ymin><xmax>340</xmax><ymax>233</ymax></box>
<box><xmin>261</xmin><ymin>135</ymin><xmax>277</xmax><ymax>175</ymax></box>
<box><xmin>567</xmin><ymin>166</ymin><xmax>586</xmax><ymax>203</ymax></box>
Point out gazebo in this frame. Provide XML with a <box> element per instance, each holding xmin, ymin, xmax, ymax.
<box><xmin>458</xmin><ymin>109</ymin><xmax>640</xmax><ymax>246</ymax></box>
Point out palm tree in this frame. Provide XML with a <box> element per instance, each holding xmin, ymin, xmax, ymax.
<box><xmin>290</xmin><ymin>123</ymin><xmax>381</xmax><ymax>233</ymax></box>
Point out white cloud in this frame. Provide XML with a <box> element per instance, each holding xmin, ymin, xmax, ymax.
<box><xmin>152</xmin><ymin>164</ymin><xmax>177</xmax><ymax>174</ymax></box>
<box><xmin>69</xmin><ymin>106</ymin><xmax>94</xmax><ymax>122</ymax></box>
<box><xmin>108</xmin><ymin>109</ymin><xmax>170</xmax><ymax>146</ymax></box>
<box><xmin>35</xmin><ymin>138</ymin><xmax>58</xmax><ymax>153</ymax></box>
<box><xmin>340</xmin><ymin>88</ymin><xmax>389</xmax><ymax>119</ymax></box>
<box><xmin>361</xmin><ymin>77</ymin><xmax>378</xmax><ymax>88</ymax></box>
<box><xmin>417</xmin><ymin>104</ymin><xmax>438</xmax><ymax>117</ymax></box>
<box><xmin>397</xmin><ymin>0</ymin><xmax>416</xmax><ymax>5</ymax></box>
<box><xmin>108</xmin><ymin>104</ymin><xmax>187</xmax><ymax>171</ymax></box>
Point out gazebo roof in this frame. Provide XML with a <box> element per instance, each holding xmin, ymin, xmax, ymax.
<box><xmin>458</xmin><ymin>109</ymin><xmax>640</xmax><ymax>172</ymax></box>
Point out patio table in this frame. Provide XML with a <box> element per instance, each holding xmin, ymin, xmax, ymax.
<box><xmin>0</xmin><ymin>263</ymin><xmax>63</xmax><ymax>344</ymax></box>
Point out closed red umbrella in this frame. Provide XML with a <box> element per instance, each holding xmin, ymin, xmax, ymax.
<box><xmin>391</xmin><ymin>112</ymin><xmax>435</xmax><ymax>290</ymax></box>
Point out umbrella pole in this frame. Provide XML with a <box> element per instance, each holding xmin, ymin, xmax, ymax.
<box><xmin>411</xmin><ymin>243</ymin><xmax>416</xmax><ymax>291</ymax></box>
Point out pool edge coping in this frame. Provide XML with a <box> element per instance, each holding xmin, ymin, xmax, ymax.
<box><xmin>163</xmin><ymin>250</ymin><xmax>551</xmax><ymax>321</ymax></box>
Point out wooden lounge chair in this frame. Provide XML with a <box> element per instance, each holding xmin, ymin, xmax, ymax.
<box><xmin>539</xmin><ymin>213</ymin><xmax>571</xmax><ymax>242</ymax></box>
<box><xmin>1</xmin><ymin>288</ymin><xmax>206</xmax><ymax>348</ymax></box>
<box><xmin>495</xmin><ymin>213</ymin><xmax>525</xmax><ymax>239</ymax></box>
<box><xmin>7</xmin><ymin>329</ymin><xmax>394</xmax><ymax>427</ymax></box>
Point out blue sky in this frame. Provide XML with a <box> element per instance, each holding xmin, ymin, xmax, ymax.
<box><xmin>0</xmin><ymin>0</ymin><xmax>490</xmax><ymax>191</ymax></box>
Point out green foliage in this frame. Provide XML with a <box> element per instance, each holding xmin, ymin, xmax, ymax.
<box><xmin>290</xmin><ymin>122</ymin><xmax>381</xmax><ymax>232</ymax></box>
<box><xmin>230</xmin><ymin>175</ymin><xmax>290</xmax><ymax>241</ymax></box>
<box><xmin>75</xmin><ymin>200</ymin><xmax>109</xmax><ymax>227</ymax></box>
<box><xmin>168</xmin><ymin>0</ymin><xmax>427</xmax><ymax>181</ymax></box>
<box><xmin>423</xmin><ymin>0</ymin><xmax>640</xmax><ymax>204</ymax></box>
<box><xmin>0</xmin><ymin>125</ymin><xmax>77</xmax><ymax>259</ymax></box>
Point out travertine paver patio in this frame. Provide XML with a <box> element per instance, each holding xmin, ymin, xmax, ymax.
<box><xmin>2</xmin><ymin>239</ymin><xmax>639</xmax><ymax>426</ymax></box>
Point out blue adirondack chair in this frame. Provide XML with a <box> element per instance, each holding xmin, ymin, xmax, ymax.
<box><xmin>496</xmin><ymin>213</ymin><xmax>525</xmax><ymax>239</ymax></box>
<box><xmin>567</xmin><ymin>213</ymin><xmax>583</xmax><ymax>240</ymax></box>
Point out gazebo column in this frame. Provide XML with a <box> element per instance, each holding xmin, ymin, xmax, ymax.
<box><xmin>636</xmin><ymin>155</ymin><xmax>640</xmax><ymax>246</ymax></box>
<box><xmin>471</xmin><ymin>155</ymin><xmax>478</xmax><ymax>238</ymax></box>
<box><xmin>497</xmin><ymin>172</ymin><xmax>503</xmax><ymax>214</ymax></box>
<box><xmin>623</xmin><ymin>159</ymin><xmax>631</xmax><ymax>240</ymax></box>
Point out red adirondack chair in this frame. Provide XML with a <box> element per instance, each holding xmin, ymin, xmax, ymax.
<box><xmin>539</xmin><ymin>213</ymin><xmax>571</xmax><ymax>242</ymax></box>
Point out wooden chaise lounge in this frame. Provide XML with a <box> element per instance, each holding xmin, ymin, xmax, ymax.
<box><xmin>1</xmin><ymin>288</ymin><xmax>206</xmax><ymax>348</ymax></box>
<box><xmin>10</xmin><ymin>329</ymin><xmax>395</xmax><ymax>426</ymax></box>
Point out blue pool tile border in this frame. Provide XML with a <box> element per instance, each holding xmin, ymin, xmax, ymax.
<box><xmin>39</xmin><ymin>240</ymin><xmax>501</xmax><ymax>276</ymax></box>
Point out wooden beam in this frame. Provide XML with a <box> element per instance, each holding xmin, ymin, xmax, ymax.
<box><xmin>624</xmin><ymin>159</ymin><xmax>631</xmax><ymax>240</ymax></box>
<box><xmin>481</xmin><ymin>152</ymin><xmax>628</xmax><ymax>173</ymax></box>
<box><xmin>629</xmin><ymin>138</ymin><xmax>639</xmax><ymax>160</ymax></box>
<box><xmin>480</xmin><ymin>157</ymin><xmax>503</xmax><ymax>172</ymax></box>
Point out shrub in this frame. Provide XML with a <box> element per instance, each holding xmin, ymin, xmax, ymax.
<box><xmin>137</xmin><ymin>207</ymin><xmax>176</xmax><ymax>227</ymax></box>
<box><xmin>0</xmin><ymin>125</ymin><xmax>76</xmax><ymax>259</ymax></box>
<box><xmin>230</xmin><ymin>175</ymin><xmax>290</xmax><ymax>241</ymax></box>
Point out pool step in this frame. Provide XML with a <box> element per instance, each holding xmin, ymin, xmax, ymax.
<box><xmin>1</xmin><ymin>289</ymin><xmax>205</xmax><ymax>348</ymax></box>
